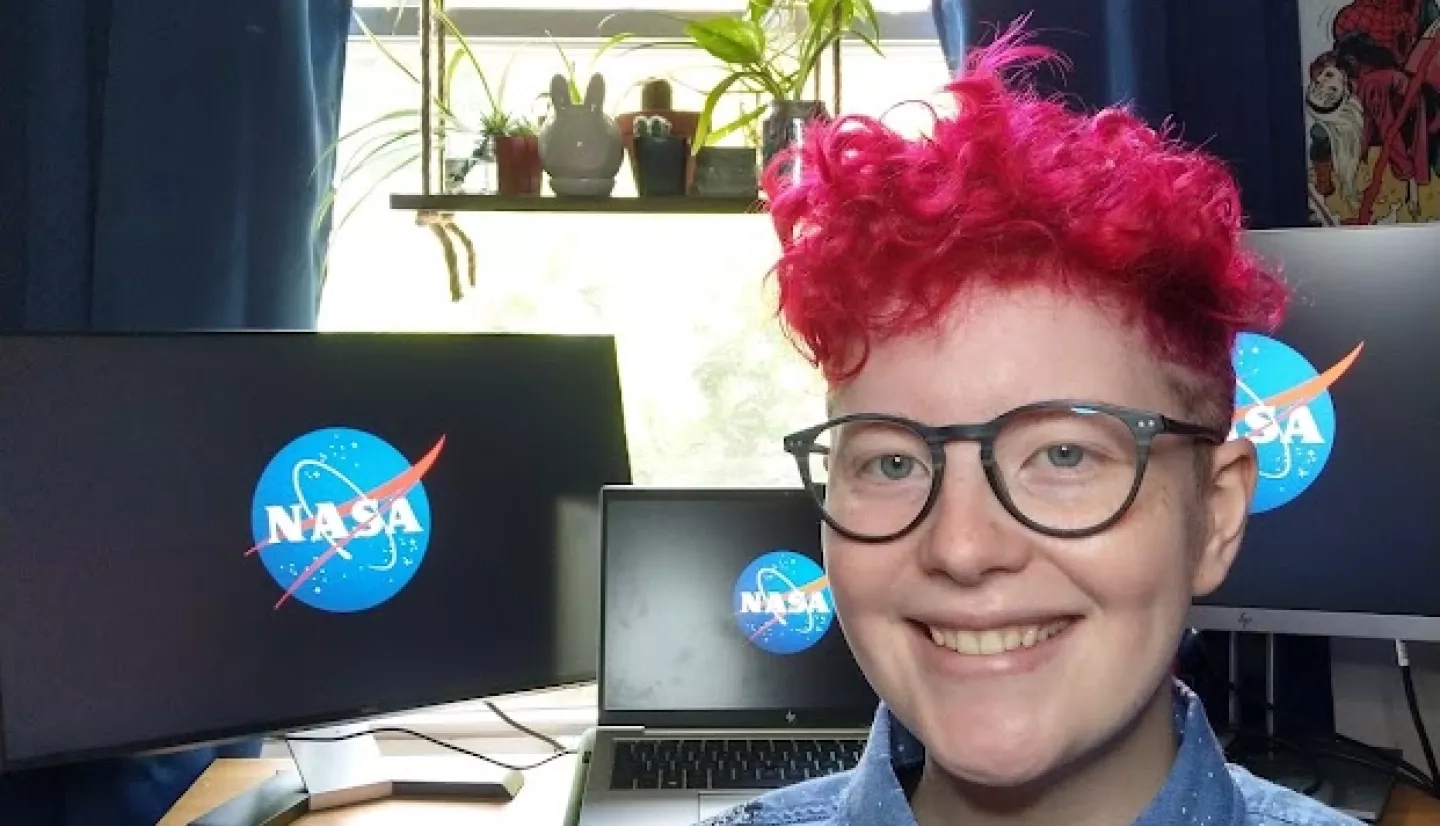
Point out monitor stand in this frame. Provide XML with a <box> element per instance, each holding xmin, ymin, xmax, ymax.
<box><xmin>1226</xmin><ymin>633</ymin><xmax>1395</xmax><ymax>824</ymax></box>
<box><xmin>189</xmin><ymin>723</ymin><xmax>525</xmax><ymax>826</ymax></box>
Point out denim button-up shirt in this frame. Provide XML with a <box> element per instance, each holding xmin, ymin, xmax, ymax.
<box><xmin>700</xmin><ymin>682</ymin><xmax>1361</xmax><ymax>825</ymax></box>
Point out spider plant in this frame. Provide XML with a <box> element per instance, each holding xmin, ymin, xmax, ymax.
<box><xmin>316</xmin><ymin>2</ymin><xmax>522</xmax><ymax>231</ymax></box>
<box><xmin>314</xmin><ymin>0</ymin><xmax>529</xmax><ymax>299</ymax></box>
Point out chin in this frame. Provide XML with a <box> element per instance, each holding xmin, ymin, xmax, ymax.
<box><xmin>923</xmin><ymin>723</ymin><xmax>1069</xmax><ymax>788</ymax></box>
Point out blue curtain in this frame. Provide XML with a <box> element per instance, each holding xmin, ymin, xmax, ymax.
<box><xmin>931</xmin><ymin>0</ymin><xmax>1310</xmax><ymax>230</ymax></box>
<box><xmin>0</xmin><ymin>0</ymin><xmax>351</xmax><ymax>332</ymax></box>
<box><xmin>0</xmin><ymin>1</ymin><xmax>351</xmax><ymax>824</ymax></box>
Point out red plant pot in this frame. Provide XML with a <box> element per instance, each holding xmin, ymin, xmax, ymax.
<box><xmin>495</xmin><ymin>135</ymin><xmax>543</xmax><ymax>196</ymax></box>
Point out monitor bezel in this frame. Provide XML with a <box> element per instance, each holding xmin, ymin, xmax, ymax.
<box><xmin>1198</xmin><ymin>224</ymin><xmax>1440</xmax><ymax>645</ymax></box>
<box><xmin>1189</xmin><ymin>606</ymin><xmax>1440</xmax><ymax>642</ymax></box>
<box><xmin>0</xmin><ymin>330</ymin><xmax>631</xmax><ymax>772</ymax></box>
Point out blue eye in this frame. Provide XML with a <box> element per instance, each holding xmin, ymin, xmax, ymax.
<box><xmin>872</xmin><ymin>455</ymin><xmax>916</xmax><ymax>480</ymax></box>
<box><xmin>1044</xmin><ymin>444</ymin><xmax>1085</xmax><ymax>469</ymax></box>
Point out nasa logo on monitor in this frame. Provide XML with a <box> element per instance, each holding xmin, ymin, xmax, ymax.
<box><xmin>247</xmin><ymin>428</ymin><xmax>446</xmax><ymax>613</ymax></box>
<box><xmin>732</xmin><ymin>550</ymin><xmax>834</xmax><ymax>655</ymax></box>
<box><xmin>1230</xmin><ymin>333</ymin><xmax>1361</xmax><ymax>514</ymax></box>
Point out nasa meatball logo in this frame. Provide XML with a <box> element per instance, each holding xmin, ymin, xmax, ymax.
<box><xmin>732</xmin><ymin>550</ymin><xmax>834</xmax><ymax>655</ymax></box>
<box><xmin>246</xmin><ymin>428</ymin><xmax>445</xmax><ymax>613</ymax></box>
<box><xmin>1230</xmin><ymin>333</ymin><xmax>1361</xmax><ymax>514</ymax></box>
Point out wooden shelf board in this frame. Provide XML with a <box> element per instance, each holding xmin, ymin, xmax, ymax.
<box><xmin>390</xmin><ymin>194</ymin><xmax>766</xmax><ymax>214</ymax></box>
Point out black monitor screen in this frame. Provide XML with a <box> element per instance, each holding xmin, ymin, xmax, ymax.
<box><xmin>1197</xmin><ymin>225</ymin><xmax>1440</xmax><ymax>621</ymax></box>
<box><xmin>0</xmin><ymin>333</ymin><xmax>630</xmax><ymax>769</ymax></box>
<box><xmin>600</xmin><ymin>488</ymin><xmax>877</xmax><ymax>729</ymax></box>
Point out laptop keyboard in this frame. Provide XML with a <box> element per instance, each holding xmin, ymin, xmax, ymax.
<box><xmin>609</xmin><ymin>737</ymin><xmax>866</xmax><ymax>790</ymax></box>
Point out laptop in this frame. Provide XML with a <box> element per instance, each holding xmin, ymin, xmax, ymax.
<box><xmin>575</xmin><ymin>486</ymin><xmax>879</xmax><ymax>826</ymax></box>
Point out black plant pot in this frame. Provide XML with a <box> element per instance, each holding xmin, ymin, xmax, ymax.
<box><xmin>633</xmin><ymin>135</ymin><xmax>690</xmax><ymax>196</ymax></box>
<box><xmin>762</xmin><ymin>99</ymin><xmax>830</xmax><ymax>179</ymax></box>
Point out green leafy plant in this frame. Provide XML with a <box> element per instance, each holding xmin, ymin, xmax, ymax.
<box><xmin>681</xmin><ymin>0</ymin><xmax>882</xmax><ymax>149</ymax></box>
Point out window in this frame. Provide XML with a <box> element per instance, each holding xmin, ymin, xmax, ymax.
<box><xmin>322</xmin><ymin>3</ymin><xmax>951</xmax><ymax>491</ymax></box>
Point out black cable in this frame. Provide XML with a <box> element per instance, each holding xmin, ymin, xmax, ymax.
<box><xmin>483</xmin><ymin>699</ymin><xmax>571</xmax><ymax>754</ymax></box>
<box><xmin>1396</xmin><ymin>640</ymin><xmax>1439</xmax><ymax>786</ymax></box>
<box><xmin>286</xmin><ymin>726</ymin><xmax>572</xmax><ymax>772</ymax></box>
<box><xmin>1185</xmin><ymin>629</ymin><xmax>1437</xmax><ymax>795</ymax></box>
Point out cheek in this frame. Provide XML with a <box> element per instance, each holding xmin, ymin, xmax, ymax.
<box><xmin>823</xmin><ymin>535</ymin><xmax>905</xmax><ymax>641</ymax></box>
<box><xmin>1061</xmin><ymin>489</ymin><xmax>1196</xmax><ymax>625</ymax></box>
<box><xmin>823</xmin><ymin>535</ymin><xmax>875</xmax><ymax>614</ymax></box>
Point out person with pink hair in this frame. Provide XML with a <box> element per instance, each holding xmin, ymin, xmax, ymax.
<box><xmin>699</xmin><ymin>23</ymin><xmax>1360</xmax><ymax>826</ymax></box>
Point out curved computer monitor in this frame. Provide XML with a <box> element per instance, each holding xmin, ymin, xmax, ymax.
<box><xmin>0</xmin><ymin>332</ymin><xmax>631</xmax><ymax>773</ymax></box>
<box><xmin>1189</xmin><ymin>224</ymin><xmax>1440</xmax><ymax>642</ymax></box>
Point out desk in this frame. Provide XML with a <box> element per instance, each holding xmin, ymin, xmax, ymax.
<box><xmin>163</xmin><ymin>758</ymin><xmax>1440</xmax><ymax>825</ymax></box>
<box><xmin>159</xmin><ymin>755</ymin><xmax>579</xmax><ymax>826</ymax></box>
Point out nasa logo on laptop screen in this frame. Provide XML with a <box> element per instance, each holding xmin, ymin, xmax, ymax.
<box><xmin>245</xmin><ymin>427</ymin><xmax>446</xmax><ymax>613</ymax></box>
<box><xmin>732</xmin><ymin>550</ymin><xmax>834</xmax><ymax>655</ymax></box>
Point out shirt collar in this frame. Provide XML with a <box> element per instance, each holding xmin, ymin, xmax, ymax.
<box><xmin>841</xmin><ymin>679</ymin><xmax>1246</xmax><ymax>825</ymax></box>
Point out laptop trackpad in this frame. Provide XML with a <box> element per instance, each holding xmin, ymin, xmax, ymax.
<box><xmin>698</xmin><ymin>793</ymin><xmax>756</xmax><ymax>821</ymax></box>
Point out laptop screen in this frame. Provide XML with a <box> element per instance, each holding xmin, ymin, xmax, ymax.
<box><xmin>599</xmin><ymin>488</ymin><xmax>878</xmax><ymax>728</ymax></box>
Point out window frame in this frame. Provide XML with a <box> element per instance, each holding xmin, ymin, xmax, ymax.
<box><xmin>350</xmin><ymin>5</ymin><xmax>939</xmax><ymax>43</ymax></box>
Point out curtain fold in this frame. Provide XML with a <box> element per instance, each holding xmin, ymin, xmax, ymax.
<box><xmin>931</xmin><ymin>0</ymin><xmax>1309</xmax><ymax>230</ymax></box>
<box><xmin>0</xmin><ymin>0</ymin><xmax>351</xmax><ymax>333</ymax></box>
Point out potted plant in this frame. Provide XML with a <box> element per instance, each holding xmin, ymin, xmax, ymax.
<box><xmin>631</xmin><ymin>116</ymin><xmax>689</xmax><ymax>196</ymax></box>
<box><xmin>479</xmin><ymin>112</ymin><xmax>542</xmax><ymax>197</ymax></box>
<box><xmin>617</xmin><ymin>79</ymin><xmax>702</xmax><ymax>190</ymax></box>
<box><xmin>682</xmin><ymin>0</ymin><xmax>882</xmax><ymax>170</ymax></box>
<box><xmin>534</xmin><ymin>33</ymin><xmax>633</xmax><ymax>198</ymax></box>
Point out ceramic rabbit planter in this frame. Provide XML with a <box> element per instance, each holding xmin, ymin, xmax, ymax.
<box><xmin>539</xmin><ymin>74</ymin><xmax>624</xmax><ymax>198</ymax></box>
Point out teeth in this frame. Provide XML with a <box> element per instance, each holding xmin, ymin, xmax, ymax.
<box><xmin>926</xmin><ymin>619</ymin><xmax>1073</xmax><ymax>656</ymax></box>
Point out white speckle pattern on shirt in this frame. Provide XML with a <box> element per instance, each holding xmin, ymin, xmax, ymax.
<box><xmin>695</xmin><ymin>680</ymin><xmax>1364</xmax><ymax>826</ymax></box>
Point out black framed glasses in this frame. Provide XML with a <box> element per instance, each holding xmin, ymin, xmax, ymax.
<box><xmin>783</xmin><ymin>400</ymin><xmax>1225</xmax><ymax>543</ymax></box>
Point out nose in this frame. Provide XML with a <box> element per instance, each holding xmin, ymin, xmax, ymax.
<box><xmin>915</xmin><ymin>448</ymin><xmax>1034</xmax><ymax>585</ymax></box>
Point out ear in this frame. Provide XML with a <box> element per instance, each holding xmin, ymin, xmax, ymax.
<box><xmin>1190</xmin><ymin>437</ymin><xmax>1257</xmax><ymax>597</ymax></box>
<box><xmin>549</xmin><ymin>74</ymin><xmax>570</xmax><ymax>109</ymax></box>
<box><xmin>584</xmin><ymin>73</ymin><xmax>606</xmax><ymax>110</ymax></box>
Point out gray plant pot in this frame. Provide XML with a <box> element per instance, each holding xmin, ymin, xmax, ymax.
<box><xmin>691</xmin><ymin>146</ymin><xmax>758</xmax><ymax>198</ymax></box>
<box><xmin>762</xmin><ymin>99</ymin><xmax>830</xmax><ymax>176</ymax></box>
<box><xmin>538</xmin><ymin>73</ymin><xmax>624</xmax><ymax>197</ymax></box>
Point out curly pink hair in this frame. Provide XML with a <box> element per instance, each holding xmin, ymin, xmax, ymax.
<box><xmin>763</xmin><ymin>22</ymin><xmax>1289</xmax><ymax>426</ymax></box>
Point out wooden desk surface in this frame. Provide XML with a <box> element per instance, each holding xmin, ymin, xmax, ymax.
<box><xmin>164</xmin><ymin>757</ymin><xmax>1440</xmax><ymax>825</ymax></box>
<box><xmin>159</xmin><ymin>755</ymin><xmax>579</xmax><ymax>826</ymax></box>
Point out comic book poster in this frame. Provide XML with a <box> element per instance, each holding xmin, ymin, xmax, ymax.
<box><xmin>1300</xmin><ymin>0</ymin><xmax>1440</xmax><ymax>225</ymax></box>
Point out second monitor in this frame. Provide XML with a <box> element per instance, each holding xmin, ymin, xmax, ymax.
<box><xmin>0</xmin><ymin>332</ymin><xmax>632</xmax><ymax>817</ymax></box>
<box><xmin>1190</xmin><ymin>224</ymin><xmax>1440</xmax><ymax>642</ymax></box>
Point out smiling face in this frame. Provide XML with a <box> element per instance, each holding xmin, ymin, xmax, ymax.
<box><xmin>823</xmin><ymin>284</ymin><xmax>1255</xmax><ymax>788</ymax></box>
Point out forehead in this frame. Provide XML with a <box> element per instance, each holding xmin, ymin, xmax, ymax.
<box><xmin>832</xmin><ymin>285</ymin><xmax>1183</xmax><ymax>421</ymax></box>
